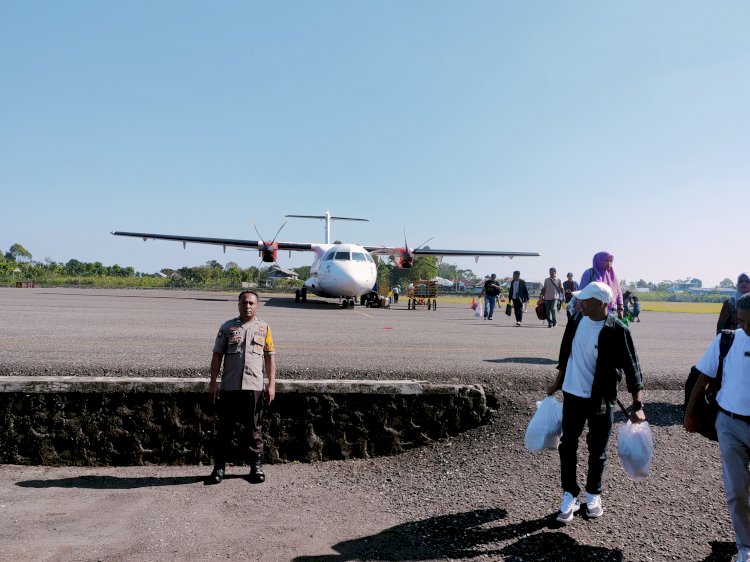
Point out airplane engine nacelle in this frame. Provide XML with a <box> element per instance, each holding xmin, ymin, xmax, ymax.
<box><xmin>394</xmin><ymin>249</ymin><xmax>414</xmax><ymax>268</ymax></box>
<box><xmin>260</xmin><ymin>241</ymin><xmax>279</xmax><ymax>263</ymax></box>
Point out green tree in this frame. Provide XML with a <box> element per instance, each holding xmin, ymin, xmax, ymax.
<box><xmin>409</xmin><ymin>255</ymin><xmax>439</xmax><ymax>282</ymax></box>
<box><xmin>438</xmin><ymin>262</ymin><xmax>458</xmax><ymax>280</ymax></box>
<box><xmin>656</xmin><ymin>280</ymin><xmax>673</xmax><ymax>292</ymax></box>
<box><xmin>719</xmin><ymin>278</ymin><xmax>735</xmax><ymax>289</ymax></box>
<box><xmin>292</xmin><ymin>265</ymin><xmax>311</xmax><ymax>279</ymax></box>
<box><xmin>8</xmin><ymin>243</ymin><xmax>32</xmax><ymax>262</ymax></box>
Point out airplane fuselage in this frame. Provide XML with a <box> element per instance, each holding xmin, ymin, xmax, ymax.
<box><xmin>304</xmin><ymin>243</ymin><xmax>378</xmax><ymax>298</ymax></box>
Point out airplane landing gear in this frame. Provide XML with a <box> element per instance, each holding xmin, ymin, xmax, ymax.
<box><xmin>341</xmin><ymin>297</ymin><xmax>355</xmax><ymax>309</ymax></box>
<box><xmin>295</xmin><ymin>288</ymin><xmax>308</xmax><ymax>303</ymax></box>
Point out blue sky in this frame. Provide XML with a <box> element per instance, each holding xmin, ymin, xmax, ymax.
<box><xmin>2</xmin><ymin>1</ymin><xmax>748</xmax><ymax>287</ymax></box>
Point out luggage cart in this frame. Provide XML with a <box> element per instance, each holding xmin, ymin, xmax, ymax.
<box><xmin>406</xmin><ymin>280</ymin><xmax>439</xmax><ymax>310</ymax></box>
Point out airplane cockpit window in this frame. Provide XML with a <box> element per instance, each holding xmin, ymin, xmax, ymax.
<box><xmin>352</xmin><ymin>252</ymin><xmax>366</xmax><ymax>261</ymax></box>
<box><xmin>323</xmin><ymin>251</ymin><xmax>334</xmax><ymax>261</ymax></box>
<box><xmin>364</xmin><ymin>253</ymin><xmax>374</xmax><ymax>263</ymax></box>
<box><xmin>334</xmin><ymin>251</ymin><xmax>351</xmax><ymax>260</ymax></box>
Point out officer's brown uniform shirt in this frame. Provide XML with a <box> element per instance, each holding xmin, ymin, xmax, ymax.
<box><xmin>213</xmin><ymin>317</ymin><xmax>275</xmax><ymax>391</ymax></box>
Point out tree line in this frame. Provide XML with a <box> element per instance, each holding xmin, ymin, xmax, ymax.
<box><xmin>1</xmin><ymin>242</ymin><xmax>738</xmax><ymax>295</ymax></box>
<box><xmin>0</xmin><ymin>242</ymin><xmax>481</xmax><ymax>290</ymax></box>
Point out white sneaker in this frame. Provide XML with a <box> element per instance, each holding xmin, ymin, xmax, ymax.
<box><xmin>737</xmin><ymin>547</ymin><xmax>750</xmax><ymax>562</ymax></box>
<box><xmin>556</xmin><ymin>492</ymin><xmax>580</xmax><ymax>523</ymax></box>
<box><xmin>585</xmin><ymin>492</ymin><xmax>603</xmax><ymax>518</ymax></box>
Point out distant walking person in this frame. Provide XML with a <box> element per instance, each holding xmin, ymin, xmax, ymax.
<box><xmin>717</xmin><ymin>273</ymin><xmax>750</xmax><ymax>334</ymax></box>
<box><xmin>548</xmin><ymin>282</ymin><xmax>645</xmax><ymax>524</ymax></box>
<box><xmin>206</xmin><ymin>290</ymin><xmax>276</xmax><ymax>485</ymax></box>
<box><xmin>540</xmin><ymin>268</ymin><xmax>564</xmax><ymax>328</ymax></box>
<box><xmin>508</xmin><ymin>270</ymin><xmax>530</xmax><ymax>326</ymax></box>
<box><xmin>563</xmin><ymin>272</ymin><xmax>579</xmax><ymax>319</ymax></box>
<box><xmin>579</xmin><ymin>251</ymin><xmax>624</xmax><ymax>319</ymax></box>
<box><xmin>630</xmin><ymin>295</ymin><xmax>641</xmax><ymax>323</ymax></box>
<box><xmin>685</xmin><ymin>294</ymin><xmax>750</xmax><ymax>561</ymax></box>
<box><xmin>482</xmin><ymin>273</ymin><xmax>502</xmax><ymax>320</ymax></box>
<box><xmin>392</xmin><ymin>285</ymin><xmax>400</xmax><ymax>304</ymax></box>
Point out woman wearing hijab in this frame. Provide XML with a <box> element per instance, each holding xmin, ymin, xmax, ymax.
<box><xmin>579</xmin><ymin>251</ymin><xmax>624</xmax><ymax>318</ymax></box>
<box><xmin>716</xmin><ymin>272</ymin><xmax>750</xmax><ymax>333</ymax></box>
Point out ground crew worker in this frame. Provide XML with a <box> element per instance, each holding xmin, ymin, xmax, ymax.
<box><xmin>206</xmin><ymin>290</ymin><xmax>276</xmax><ymax>484</ymax></box>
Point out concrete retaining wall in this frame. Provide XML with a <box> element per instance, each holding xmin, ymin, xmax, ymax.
<box><xmin>0</xmin><ymin>377</ymin><xmax>489</xmax><ymax>466</ymax></box>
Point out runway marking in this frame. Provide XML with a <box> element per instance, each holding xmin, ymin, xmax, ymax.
<box><xmin>355</xmin><ymin>311</ymin><xmax>374</xmax><ymax>318</ymax></box>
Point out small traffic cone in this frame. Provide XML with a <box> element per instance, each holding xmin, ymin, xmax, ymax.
<box><xmin>470</xmin><ymin>297</ymin><xmax>476</xmax><ymax>308</ymax></box>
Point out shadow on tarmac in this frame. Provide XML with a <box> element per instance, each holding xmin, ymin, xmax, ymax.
<box><xmin>485</xmin><ymin>357</ymin><xmax>558</xmax><ymax>365</ymax></box>
<box><xmin>700</xmin><ymin>540</ymin><xmax>738</xmax><ymax>562</ymax></box>
<box><xmin>292</xmin><ymin>507</ymin><xmax>624</xmax><ymax>561</ymax></box>
<box><xmin>263</xmin><ymin>297</ymin><xmax>343</xmax><ymax>309</ymax></box>
<box><xmin>16</xmin><ymin>474</ymin><xmax>204</xmax><ymax>489</ymax></box>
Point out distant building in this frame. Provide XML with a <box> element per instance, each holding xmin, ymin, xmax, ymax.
<box><xmin>671</xmin><ymin>279</ymin><xmax>702</xmax><ymax>292</ymax></box>
<box><xmin>260</xmin><ymin>267</ymin><xmax>300</xmax><ymax>288</ymax></box>
<box><xmin>689</xmin><ymin>287</ymin><xmax>735</xmax><ymax>297</ymax></box>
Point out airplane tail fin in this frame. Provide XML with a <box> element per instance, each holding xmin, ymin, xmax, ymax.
<box><xmin>285</xmin><ymin>210</ymin><xmax>369</xmax><ymax>244</ymax></box>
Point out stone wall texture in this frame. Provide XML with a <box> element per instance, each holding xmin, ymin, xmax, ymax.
<box><xmin>0</xmin><ymin>378</ymin><xmax>489</xmax><ymax>466</ymax></box>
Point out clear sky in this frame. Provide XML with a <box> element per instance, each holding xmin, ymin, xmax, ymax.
<box><xmin>2</xmin><ymin>2</ymin><xmax>748</xmax><ymax>287</ymax></box>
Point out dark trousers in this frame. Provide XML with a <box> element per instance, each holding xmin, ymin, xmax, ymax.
<box><xmin>559</xmin><ymin>392</ymin><xmax>614</xmax><ymax>496</ymax></box>
<box><xmin>213</xmin><ymin>390</ymin><xmax>264</xmax><ymax>469</ymax></box>
<box><xmin>512</xmin><ymin>299</ymin><xmax>524</xmax><ymax>322</ymax></box>
<box><xmin>393</xmin><ymin>293</ymin><xmax>399</xmax><ymax>303</ymax></box>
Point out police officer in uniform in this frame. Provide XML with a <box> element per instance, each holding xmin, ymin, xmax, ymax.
<box><xmin>206</xmin><ymin>290</ymin><xmax>276</xmax><ymax>484</ymax></box>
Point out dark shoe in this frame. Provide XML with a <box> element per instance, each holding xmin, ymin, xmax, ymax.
<box><xmin>205</xmin><ymin>467</ymin><xmax>224</xmax><ymax>485</ymax></box>
<box><xmin>249</xmin><ymin>461</ymin><xmax>265</xmax><ymax>484</ymax></box>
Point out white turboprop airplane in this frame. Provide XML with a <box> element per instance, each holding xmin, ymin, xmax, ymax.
<box><xmin>112</xmin><ymin>210</ymin><xmax>540</xmax><ymax>308</ymax></box>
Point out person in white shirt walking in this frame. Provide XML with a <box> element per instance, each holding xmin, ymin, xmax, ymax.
<box><xmin>547</xmin><ymin>282</ymin><xmax>646</xmax><ymax>524</ymax></box>
<box><xmin>686</xmin><ymin>293</ymin><xmax>750</xmax><ymax>562</ymax></box>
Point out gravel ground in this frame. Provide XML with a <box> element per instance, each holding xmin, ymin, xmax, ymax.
<box><xmin>0</xmin><ymin>288</ymin><xmax>738</xmax><ymax>561</ymax></box>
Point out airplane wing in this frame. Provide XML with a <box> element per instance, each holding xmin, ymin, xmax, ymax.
<box><xmin>111</xmin><ymin>231</ymin><xmax>313</xmax><ymax>252</ymax></box>
<box><xmin>364</xmin><ymin>246</ymin><xmax>540</xmax><ymax>258</ymax></box>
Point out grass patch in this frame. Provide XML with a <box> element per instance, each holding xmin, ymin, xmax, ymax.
<box><xmin>640</xmin><ymin>301</ymin><xmax>720</xmax><ymax>314</ymax></box>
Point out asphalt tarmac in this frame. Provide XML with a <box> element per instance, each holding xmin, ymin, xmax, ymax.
<box><xmin>0</xmin><ymin>287</ymin><xmax>732</xmax><ymax>561</ymax></box>
<box><xmin>0</xmin><ymin>287</ymin><xmax>712</xmax><ymax>388</ymax></box>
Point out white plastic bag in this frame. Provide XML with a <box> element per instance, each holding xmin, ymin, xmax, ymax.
<box><xmin>471</xmin><ymin>298</ymin><xmax>482</xmax><ymax>317</ymax></box>
<box><xmin>617</xmin><ymin>421</ymin><xmax>654</xmax><ymax>481</ymax></box>
<box><xmin>524</xmin><ymin>396</ymin><xmax>563</xmax><ymax>451</ymax></box>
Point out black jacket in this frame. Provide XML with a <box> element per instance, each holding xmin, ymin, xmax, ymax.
<box><xmin>556</xmin><ymin>313</ymin><xmax>644</xmax><ymax>413</ymax></box>
<box><xmin>510</xmin><ymin>279</ymin><xmax>529</xmax><ymax>302</ymax></box>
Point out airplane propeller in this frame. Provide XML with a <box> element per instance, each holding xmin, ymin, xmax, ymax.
<box><xmin>252</xmin><ymin>220</ymin><xmax>287</xmax><ymax>269</ymax></box>
<box><xmin>393</xmin><ymin>231</ymin><xmax>434</xmax><ymax>269</ymax></box>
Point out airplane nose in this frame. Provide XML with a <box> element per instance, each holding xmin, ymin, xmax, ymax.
<box><xmin>330</xmin><ymin>262</ymin><xmax>374</xmax><ymax>296</ymax></box>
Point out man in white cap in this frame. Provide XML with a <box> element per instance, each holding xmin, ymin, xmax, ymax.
<box><xmin>546</xmin><ymin>281</ymin><xmax>646</xmax><ymax>524</ymax></box>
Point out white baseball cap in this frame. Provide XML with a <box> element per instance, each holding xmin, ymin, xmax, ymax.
<box><xmin>572</xmin><ymin>281</ymin><xmax>613</xmax><ymax>304</ymax></box>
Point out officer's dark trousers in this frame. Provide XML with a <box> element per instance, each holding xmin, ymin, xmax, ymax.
<box><xmin>213</xmin><ymin>390</ymin><xmax>264</xmax><ymax>469</ymax></box>
<box><xmin>559</xmin><ymin>392</ymin><xmax>613</xmax><ymax>496</ymax></box>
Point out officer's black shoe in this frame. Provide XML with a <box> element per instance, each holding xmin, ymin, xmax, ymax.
<box><xmin>249</xmin><ymin>461</ymin><xmax>265</xmax><ymax>484</ymax></box>
<box><xmin>205</xmin><ymin>467</ymin><xmax>224</xmax><ymax>485</ymax></box>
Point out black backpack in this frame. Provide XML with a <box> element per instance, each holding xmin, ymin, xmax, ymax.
<box><xmin>684</xmin><ymin>330</ymin><xmax>735</xmax><ymax>441</ymax></box>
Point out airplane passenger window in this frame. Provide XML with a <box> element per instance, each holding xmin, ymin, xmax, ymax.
<box><xmin>334</xmin><ymin>252</ymin><xmax>351</xmax><ymax>260</ymax></box>
<box><xmin>352</xmin><ymin>252</ymin><xmax>366</xmax><ymax>261</ymax></box>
